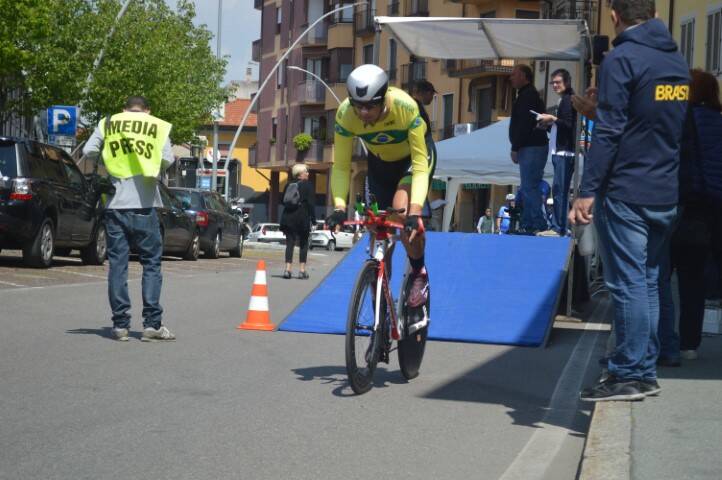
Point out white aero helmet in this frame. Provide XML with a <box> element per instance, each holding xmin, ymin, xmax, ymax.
<box><xmin>505</xmin><ymin>193</ymin><xmax>516</xmax><ymax>201</ymax></box>
<box><xmin>347</xmin><ymin>64</ymin><xmax>388</xmax><ymax>104</ymax></box>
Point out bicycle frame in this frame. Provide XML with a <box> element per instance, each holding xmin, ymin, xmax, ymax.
<box><xmin>347</xmin><ymin>208</ymin><xmax>406</xmax><ymax>343</ymax></box>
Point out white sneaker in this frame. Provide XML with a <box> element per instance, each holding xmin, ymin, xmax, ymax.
<box><xmin>112</xmin><ymin>328</ymin><xmax>129</xmax><ymax>342</ymax></box>
<box><xmin>680</xmin><ymin>349</ymin><xmax>698</xmax><ymax>360</ymax></box>
<box><xmin>141</xmin><ymin>325</ymin><xmax>176</xmax><ymax>342</ymax></box>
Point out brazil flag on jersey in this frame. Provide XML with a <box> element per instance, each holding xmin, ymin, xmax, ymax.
<box><xmin>331</xmin><ymin>87</ymin><xmax>430</xmax><ymax>207</ymax></box>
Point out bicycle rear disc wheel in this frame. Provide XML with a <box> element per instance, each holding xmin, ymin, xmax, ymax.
<box><xmin>398</xmin><ymin>272</ymin><xmax>429</xmax><ymax>381</ymax></box>
<box><xmin>346</xmin><ymin>260</ymin><xmax>383</xmax><ymax>394</ymax></box>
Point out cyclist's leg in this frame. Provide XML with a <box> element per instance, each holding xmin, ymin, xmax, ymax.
<box><xmin>394</xmin><ymin>136</ymin><xmax>435</xmax><ymax>307</ymax></box>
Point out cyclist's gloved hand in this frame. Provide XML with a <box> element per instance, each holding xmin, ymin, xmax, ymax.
<box><xmin>404</xmin><ymin>215</ymin><xmax>424</xmax><ymax>236</ymax></box>
<box><xmin>326</xmin><ymin>209</ymin><xmax>346</xmax><ymax>230</ymax></box>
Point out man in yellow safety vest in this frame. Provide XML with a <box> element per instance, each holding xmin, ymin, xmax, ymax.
<box><xmin>83</xmin><ymin>96</ymin><xmax>176</xmax><ymax>342</ymax></box>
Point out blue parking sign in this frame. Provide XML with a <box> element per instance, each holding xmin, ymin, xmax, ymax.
<box><xmin>47</xmin><ymin>106</ymin><xmax>78</xmax><ymax>136</ymax></box>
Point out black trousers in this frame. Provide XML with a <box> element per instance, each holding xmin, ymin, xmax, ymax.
<box><xmin>284</xmin><ymin>230</ymin><xmax>309</xmax><ymax>264</ymax></box>
<box><xmin>672</xmin><ymin>206</ymin><xmax>722</xmax><ymax>350</ymax></box>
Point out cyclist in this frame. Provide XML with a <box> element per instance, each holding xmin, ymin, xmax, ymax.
<box><xmin>326</xmin><ymin>64</ymin><xmax>435</xmax><ymax>308</ymax></box>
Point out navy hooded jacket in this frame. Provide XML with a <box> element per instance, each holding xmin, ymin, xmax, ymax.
<box><xmin>580</xmin><ymin>19</ymin><xmax>690</xmax><ymax>205</ymax></box>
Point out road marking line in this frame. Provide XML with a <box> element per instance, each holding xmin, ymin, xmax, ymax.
<box><xmin>59</xmin><ymin>270</ymin><xmax>107</xmax><ymax>279</ymax></box>
<box><xmin>0</xmin><ymin>279</ymin><xmax>27</xmax><ymax>287</ymax></box>
<box><xmin>498</xmin><ymin>300</ymin><xmax>610</xmax><ymax>480</ymax></box>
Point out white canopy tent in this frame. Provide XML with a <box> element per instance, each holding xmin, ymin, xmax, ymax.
<box><xmin>373</xmin><ymin>16</ymin><xmax>591</xmax><ymax>231</ymax></box>
<box><xmin>432</xmin><ymin>119</ymin><xmax>555</xmax><ymax>230</ymax></box>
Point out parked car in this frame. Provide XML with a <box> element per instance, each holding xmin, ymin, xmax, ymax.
<box><xmin>247</xmin><ymin>223</ymin><xmax>285</xmax><ymax>243</ymax></box>
<box><xmin>0</xmin><ymin>137</ymin><xmax>106</xmax><ymax>267</ymax></box>
<box><xmin>310</xmin><ymin>227</ymin><xmax>354</xmax><ymax>251</ymax></box>
<box><xmin>169</xmin><ymin>187</ymin><xmax>243</xmax><ymax>258</ymax></box>
<box><xmin>156</xmin><ymin>182</ymin><xmax>200</xmax><ymax>260</ymax></box>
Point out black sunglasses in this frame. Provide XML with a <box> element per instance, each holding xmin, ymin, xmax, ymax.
<box><xmin>349</xmin><ymin>98</ymin><xmax>384</xmax><ymax>109</ymax></box>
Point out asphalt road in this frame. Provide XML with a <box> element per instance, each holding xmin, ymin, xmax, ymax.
<box><xmin>0</xmin><ymin>245</ymin><xmax>608</xmax><ymax>480</ymax></box>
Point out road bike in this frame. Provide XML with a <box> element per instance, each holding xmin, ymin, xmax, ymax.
<box><xmin>344</xmin><ymin>204</ymin><xmax>430</xmax><ymax>395</ymax></box>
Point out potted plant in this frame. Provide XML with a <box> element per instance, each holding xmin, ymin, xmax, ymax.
<box><xmin>293</xmin><ymin>133</ymin><xmax>313</xmax><ymax>152</ymax></box>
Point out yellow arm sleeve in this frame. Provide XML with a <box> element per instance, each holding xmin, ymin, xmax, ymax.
<box><xmin>407</xmin><ymin>117</ymin><xmax>430</xmax><ymax>206</ymax></box>
<box><xmin>331</xmin><ymin>130</ymin><xmax>353</xmax><ymax>209</ymax></box>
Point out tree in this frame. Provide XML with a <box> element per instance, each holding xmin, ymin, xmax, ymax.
<box><xmin>1</xmin><ymin>0</ymin><xmax>228</xmax><ymax>144</ymax></box>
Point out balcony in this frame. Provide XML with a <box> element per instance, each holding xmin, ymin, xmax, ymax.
<box><xmin>445</xmin><ymin>59</ymin><xmax>515</xmax><ymax>78</ymax></box>
<box><xmin>404</xmin><ymin>0</ymin><xmax>428</xmax><ymax>16</ymax></box>
<box><xmin>388</xmin><ymin>1</ymin><xmax>401</xmax><ymax>15</ymax></box>
<box><xmin>400</xmin><ymin>61</ymin><xmax>426</xmax><ymax>91</ymax></box>
<box><xmin>296</xmin><ymin>80</ymin><xmax>326</xmax><ymax>104</ymax></box>
<box><xmin>254</xmin><ymin>0</ymin><xmax>263</xmax><ymax>10</ymax></box>
<box><xmin>355</xmin><ymin>8</ymin><xmax>376</xmax><ymax>36</ymax></box>
<box><xmin>252</xmin><ymin>39</ymin><xmax>261</xmax><ymax>62</ymax></box>
<box><xmin>545</xmin><ymin>0</ymin><xmax>598</xmax><ymax>34</ymax></box>
<box><xmin>298</xmin><ymin>140</ymin><xmax>325</xmax><ymax>164</ymax></box>
<box><xmin>301</xmin><ymin>23</ymin><xmax>328</xmax><ymax>45</ymax></box>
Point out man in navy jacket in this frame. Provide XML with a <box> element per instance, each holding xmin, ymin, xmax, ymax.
<box><xmin>570</xmin><ymin>0</ymin><xmax>689</xmax><ymax>401</ymax></box>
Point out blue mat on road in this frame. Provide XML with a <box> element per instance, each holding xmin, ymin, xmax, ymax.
<box><xmin>278</xmin><ymin>233</ymin><xmax>571</xmax><ymax>347</ymax></box>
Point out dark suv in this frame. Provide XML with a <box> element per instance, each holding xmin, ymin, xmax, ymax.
<box><xmin>0</xmin><ymin>137</ymin><xmax>106</xmax><ymax>267</ymax></box>
<box><xmin>169</xmin><ymin>187</ymin><xmax>243</xmax><ymax>258</ymax></box>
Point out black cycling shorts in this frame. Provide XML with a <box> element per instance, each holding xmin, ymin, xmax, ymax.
<box><xmin>365</xmin><ymin>135</ymin><xmax>436</xmax><ymax>210</ymax></box>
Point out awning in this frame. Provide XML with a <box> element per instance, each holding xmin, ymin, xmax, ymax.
<box><xmin>374</xmin><ymin>17</ymin><xmax>589</xmax><ymax>61</ymax></box>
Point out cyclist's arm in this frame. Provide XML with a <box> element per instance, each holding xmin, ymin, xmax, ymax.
<box><xmin>407</xmin><ymin>116</ymin><xmax>429</xmax><ymax>215</ymax></box>
<box><xmin>331</xmin><ymin>121</ymin><xmax>354</xmax><ymax>209</ymax></box>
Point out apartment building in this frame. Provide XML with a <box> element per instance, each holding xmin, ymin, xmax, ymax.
<box><xmin>252</xmin><ymin>0</ymin><xmax>550</xmax><ymax>226</ymax></box>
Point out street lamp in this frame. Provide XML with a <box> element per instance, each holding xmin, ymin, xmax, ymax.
<box><xmin>287</xmin><ymin>65</ymin><xmax>341</xmax><ymax>104</ymax></box>
<box><xmin>286</xmin><ymin>65</ymin><xmax>367</xmax><ymax>156</ymax></box>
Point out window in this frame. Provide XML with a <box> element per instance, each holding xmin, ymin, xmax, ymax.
<box><xmin>277</xmin><ymin>59</ymin><xmax>286</xmax><ymax>88</ymax></box>
<box><xmin>680</xmin><ymin>19</ymin><xmax>695</xmax><ymax>67</ymax></box>
<box><xmin>388</xmin><ymin>39</ymin><xmax>397</xmax><ymax>80</ymax></box>
<box><xmin>41</xmin><ymin>146</ymin><xmax>67</xmax><ymax>182</ymax></box>
<box><xmin>363</xmin><ymin>44</ymin><xmax>374</xmax><ymax>64</ymax></box>
<box><xmin>304</xmin><ymin>116</ymin><xmax>327</xmax><ymax>140</ymax></box>
<box><xmin>61</xmin><ymin>155</ymin><xmax>85</xmax><ymax>188</ymax></box>
<box><xmin>276</xmin><ymin>6</ymin><xmax>282</xmax><ymax>34</ymax></box>
<box><xmin>442</xmin><ymin>93</ymin><xmax>454</xmax><ymax>139</ymax></box>
<box><xmin>330</xmin><ymin>48</ymin><xmax>353</xmax><ymax>83</ymax></box>
<box><xmin>306</xmin><ymin>57</ymin><xmax>324</xmax><ymax>80</ymax></box>
<box><xmin>332</xmin><ymin>2</ymin><xmax>354</xmax><ymax>22</ymax></box>
<box><xmin>515</xmin><ymin>9</ymin><xmax>540</xmax><ymax>19</ymax></box>
<box><xmin>23</xmin><ymin>142</ymin><xmax>45</xmax><ymax>178</ymax></box>
<box><xmin>706</xmin><ymin>10</ymin><xmax>721</xmax><ymax>73</ymax></box>
<box><xmin>272</xmin><ymin>117</ymin><xmax>277</xmax><ymax>140</ymax></box>
<box><xmin>480</xmin><ymin>11</ymin><xmax>496</xmax><ymax>18</ymax></box>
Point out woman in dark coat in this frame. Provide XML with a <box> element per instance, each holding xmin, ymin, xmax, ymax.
<box><xmin>280</xmin><ymin>163</ymin><xmax>315</xmax><ymax>279</ymax></box>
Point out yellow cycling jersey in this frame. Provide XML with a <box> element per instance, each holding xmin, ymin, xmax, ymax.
<box><xmin>331</xmin><ymin>87</ymin><xmax>429</xmax><ymax>208</ymax></box>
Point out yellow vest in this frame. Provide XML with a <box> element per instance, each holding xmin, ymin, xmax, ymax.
<box><xmin>100</xmin><ymin>111</ymin><xmax>172</xmax><ymax>179</ymax></box>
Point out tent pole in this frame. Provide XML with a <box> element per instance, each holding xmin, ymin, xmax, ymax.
<box><xmin>566</xmin><ymin>33</ymin><xmax>590</xmax><ymax>319</ymax></box>
<box><xmin>478</xmin><ymin>20</ymin><xmax>502</xmax><ymax>60</ymax></box>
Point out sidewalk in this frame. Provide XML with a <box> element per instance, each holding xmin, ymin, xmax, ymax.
<box><xmin>580</xmin><ymin>333</ymin><xmax>722</xmax><ymax>480</ymax></box>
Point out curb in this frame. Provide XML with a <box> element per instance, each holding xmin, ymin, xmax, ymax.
<box><xmin>579</xmin><ymin>401</ymin><xmax>632</xmax><ymax>480</ymax></box>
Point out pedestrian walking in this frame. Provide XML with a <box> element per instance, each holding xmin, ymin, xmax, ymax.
<box><xmin>570</xmin><ymin>0</ymin><xmax>689</xmax><ymax>401</ymax></box>
<box><xmin>280</xmin><ymin>163</ymin><xmax>316</xmax><ymax>279</ymax></box>
<box><xmin>509</xmin><ymin>64</ymin><xmax>549</xmax><ymax>233</ymax></box>
<box><xmin>83</xmin><ymin>95</ymin><xmax>176</xmax><ymax>342</ymax></box>
<box><xmin>537</xmin><ymin>68</ymin><xmax>577</xmax><ymax>237</ymax></box>
<box><xmin>476</xmin><ymin>208</ymin><xmax>495</xmax><ymax>234</ymax></box>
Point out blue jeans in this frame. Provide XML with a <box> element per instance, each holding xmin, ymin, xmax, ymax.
<box><xmin>517</xmin><ymin>146</ymin><xmax>548</xmax><ymax>231</ymax></box>
<box><xmin>105</xmin><ymin>208</ymin><xmax>163</xmax><ymax>329</ymax></box>
<box><xmin>594</xmin><ymin>196</ymin><xmax>677</xmax><ymax>380</ymax></box>
<box><xmin>551</xmin><ymin>154</ymin><xmax>574</xmax><ymax>234</ymax></box>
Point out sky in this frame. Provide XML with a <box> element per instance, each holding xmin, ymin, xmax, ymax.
<box><xmin>165</xmin><ymin>0</ymin><xmax>261</xmax><ymax>84</ymax></box>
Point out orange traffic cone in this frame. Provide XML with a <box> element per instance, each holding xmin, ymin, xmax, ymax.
<box><xmin>237</xmin><ymin>260</ymin><xmax>275</xmax><ymax>331</ymax></box>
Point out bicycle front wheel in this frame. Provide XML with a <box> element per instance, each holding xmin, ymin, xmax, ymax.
<box><xmin>345</xmin><ymin>260</ymin><xmax>383</xmax><ymax>395</ymax></box>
